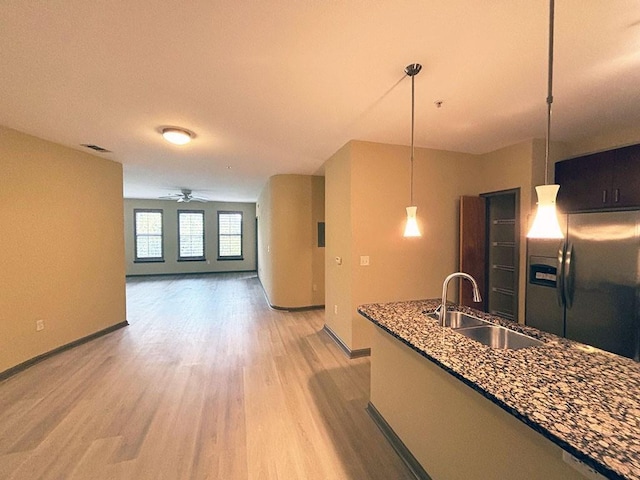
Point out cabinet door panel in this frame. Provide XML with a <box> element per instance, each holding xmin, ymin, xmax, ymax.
<box><xmin>555</xmin><ymin>151</ymin><xmax>614</xmax><ymax>212</ymax></box>
<box><xmin>612</xmin><ymin>145</ymin><xmax>640</xmax><ymax>207</ymax></box>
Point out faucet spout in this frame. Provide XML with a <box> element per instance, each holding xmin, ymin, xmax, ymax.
<box><xmin>439</xmin><ymin>272</ymin><xmax>482</xmax><ymax>327</ymax></box>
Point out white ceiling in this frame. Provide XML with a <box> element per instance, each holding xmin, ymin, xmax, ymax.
<box><xmin>2</xmin><ymin>1</ymin><xmax>640</xmax><ymax>202</ymax></box>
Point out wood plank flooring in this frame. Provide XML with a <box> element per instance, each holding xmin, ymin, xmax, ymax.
<box><xmin>0</xmin><ymin>273</ymin><xmax>414</xmax><ymax>479</ymax></box>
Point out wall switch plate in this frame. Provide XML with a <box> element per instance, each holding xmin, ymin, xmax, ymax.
<box><xmin>313</xmin><ymin>284</ymin><xmax>317</xmax><ymax>292</ymax></box>
<box><xmin>360</xmin><ymin>255</ymin><xmax>370</xmax><ymax>266</ymax></box>
<box><xmin>36</xmin><ymin>319</ymin><xmax>45</xmax><ymax>331</ymax></box>
<box><xmin>334</xmin><ymin>305</ymin><xmax>338</xmax><ymax>314</ymax></box>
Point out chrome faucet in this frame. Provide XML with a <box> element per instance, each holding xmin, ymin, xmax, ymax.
<box><xmin>439</xmin><ymin>272</ymin><xmax>482</xmax><ymax>326</ymax></box>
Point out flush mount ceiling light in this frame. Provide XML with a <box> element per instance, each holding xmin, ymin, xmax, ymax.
<box><xmin>161</xmin><ymin>127</ymin><xmax>194</xmax><ymax>146</ymax></box>
<box><xmin>403</xmin><ymin>63</ymin><xmax>423</xmax><ymax>238</ymax></box>
<box><xmin>527</xmin><ymin>0</ymin><xmax>564</xmax><ymax>239</ymax></box>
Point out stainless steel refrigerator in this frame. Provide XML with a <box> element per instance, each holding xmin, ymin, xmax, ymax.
<box><xmin>526</xmin><ymin>210</ymin><xmax>640</xmax><ymax>361</ymax></box>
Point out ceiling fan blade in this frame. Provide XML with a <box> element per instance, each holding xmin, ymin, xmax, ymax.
<box><xmin>158</xmin><ymin>189</ymin><xmax>207</xmax><ymax>203</ymax></box>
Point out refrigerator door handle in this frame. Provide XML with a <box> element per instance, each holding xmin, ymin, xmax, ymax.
<box><xmin>563</xmin><ymin>242</ymin><xmax>575</xmax><ymax>309</ymax></box>
<box><xmin>556</xmin><ymin>242</ymin><xmax>566</xmax><ymax>307</ymax></box>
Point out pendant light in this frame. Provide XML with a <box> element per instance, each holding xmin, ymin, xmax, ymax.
<box><xmin>527</xmin><ymin>0</ymin><xmax>564</xmax><ymax>239</ymax></box>
<box><xmin>403</xmin><ymin>63</ymin><xmax>422</xmax><ymax>238</ymax></box>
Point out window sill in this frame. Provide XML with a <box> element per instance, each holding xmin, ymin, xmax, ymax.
<box><xmin>134</xmin><ymin>258</ymin><xmax>165</xmax><ymax>263</ymax></box>
<box><xmin>217</xmin><ymin>256</ymin><xmax>244</xmax><ymax>261</ymax></box>
<box><xmin>177</xmin><ymin>257</ymin><xmax>207</xmax><ymax>262</ymax></box>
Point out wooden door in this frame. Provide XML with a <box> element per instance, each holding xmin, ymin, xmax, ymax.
<box><xmin>459</xmin><ymin>196</ymin><xmax>486</xmax><ymax>309</ymax></box>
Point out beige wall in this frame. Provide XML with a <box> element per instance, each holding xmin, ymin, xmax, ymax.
<box><xmin>324</xmin><ymin>132</ymin><xmax>640</xmax><ymax>353</ymax></box>
<box><xmin>370</xmin><ymin>328</ymin><xmax>585</xmax><ymax>480</ymax></box>
<box><xmin>324</xmin><ymin>138</ymin><xmax>582</xmax><ymax>351</ymax></box>
<box><xmin>481</xmin><ymin>135</ymin><xmax>633</xmax><ymax>321</ymax></box>
<box><xmin>325</xmin><ymin>140</ymin><xmax>482</xmax><ymax>351</ymax></box>
<box><xmin>563</xmin><ymin>125</ymin><xmax>640</xmax><ymax>159</ymax></box>
<box><xmin>0</xmin><ymin>126</ymin><xmax>126</xmax><ymax>373</ymax></box>
<box><xmin>478</xmin><ymin>140</ymin><xmax>537</xmax><ymax>321</ymax></box>
<box><xmin>310</xmin><ymin>176</ymin><xmax>326</xmax><ymax>305</ymax></box>
<box><xmin>257</xmin><ymin>174</ymin><xmax>325</xmax><ymax>309</ymax></box>
<box><xmin>124</xmin><ymin>199</ymin><xmax>256</xmax><ymax>276</ymax></box>
<box><xmin>351</xmin><ymin>142</ymin><xmax>484</xmax><ymax>349</ymax></box>
<box><xmin>257</xmin><ymin>180</ymin><xmax>275</xmax><ymax>304</ymax></box>
<box><xmin>325</xmin><ymin>143</ymin><xmax>353</xmax><ymax>346</ymax></box>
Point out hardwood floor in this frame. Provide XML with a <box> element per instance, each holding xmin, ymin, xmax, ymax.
<box><xmin>0</xmin><ymin>273</ymin><xmax>414</xmax><ymax>479</ymax></box>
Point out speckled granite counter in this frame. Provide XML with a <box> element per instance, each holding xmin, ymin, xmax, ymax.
<box><xmin>358</xmin><ymin>299</ymin><xmax>640</xmax><ymax>480</ymax></box>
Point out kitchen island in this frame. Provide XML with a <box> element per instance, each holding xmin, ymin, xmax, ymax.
<box><xmin>358</xmin><ymin>299</ymin><xmax>640</xmax><ymax>480</ymax></box>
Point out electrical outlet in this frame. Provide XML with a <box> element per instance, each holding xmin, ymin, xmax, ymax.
<box><xmin>313</xmin><ymin>284</ymin><xmax>317</xmax><ymax>291</ymax></box>
<box><xmin>36</xmin><ymin>319</ymin><xmax>45</xmax><ymax>331</ymax></box>
<box><xmin>334</xmin><ymin>305</ymin><xmax>338</xmax><ymax>314</ymax></box>
<box><xmin>360</xmin><ymin>255</ymin><xmax>370</xmax><ymax>266</ymax></box>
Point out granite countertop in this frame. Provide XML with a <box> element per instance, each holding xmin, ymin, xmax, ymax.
<box><xmin>358</xmin><ymin>299</ymin><xmax>640</xmax><ymax>480</ymax></box>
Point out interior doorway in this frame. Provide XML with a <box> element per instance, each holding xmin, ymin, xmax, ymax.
<box><xmin>459</xmin><ymin>188</ymin><xmax>520</xmax><ymax>321</ymax></box>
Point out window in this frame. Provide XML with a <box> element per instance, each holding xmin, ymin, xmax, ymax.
<box><xmin>178</xmin><ymin>210</ymin><xmax>205</xmax><ymax>260</ymax></box>
<box><xmin>134</xmin><ymin>209</ymin><xmax>163</xmax><ymax>262</ymax></box>
<box><xmin>218</xmin><ymin>211</ymin><xmax>243</xmax><ymax>259</ymax></box>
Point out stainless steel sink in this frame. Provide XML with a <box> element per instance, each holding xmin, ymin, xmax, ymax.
<box><xmin>427</xmin><ymin>309</ymin><xmax>543</xmax><ymax>350</ymax></box>
<box><xmin>455</xmin><ymin>325</ymin><xmax>543</xmax><ymax>350</ymax></box>
<box><xmin>428</xmin><ymin>311</ymin><xmax>487</xmax><ymax>329</ymax></box>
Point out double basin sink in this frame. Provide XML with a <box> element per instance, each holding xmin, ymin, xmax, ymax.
<box><xmin>428</xmin><ymin>310</ymin><xmax>543</xmax><ymax>350</ymax></box>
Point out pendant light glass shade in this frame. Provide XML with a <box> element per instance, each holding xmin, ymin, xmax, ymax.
<box><xmin>403</xmin><ymin>206</ymin><xmax>421</xmax><ymax>237</ymax></box>
<box><xmin>527</xmin><ymin>185</ymin><xmax>564</xmax><ymax>239</ymax></box>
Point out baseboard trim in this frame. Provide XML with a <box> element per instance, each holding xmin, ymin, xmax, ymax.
<box><xmin>126</xmin><ymin>270</ymin><xmax>257</xmax><ymax>278</ymax></box>
<box><xmin>322</xmin><ymin>324</ymin><xmax>371</xmax><ymax>359</ymax></box>
<box><xmin>366</xmin><ymin>402</ymin><xmax>432</xmax><ymax>480</ymax></box>
<box><xmin>256</xmin><ymin>276</ymin><xmax>324</xmax><ymax>311</ymax></box>
<box><xmin>0</xmin><ymin>321</ymin><xmax>129</xmax><ymax>382</ymax></box>
<box><xmin>269</xmin><ymin>304</ymin><xmax>325</xmax><ymax>312</ymax></box>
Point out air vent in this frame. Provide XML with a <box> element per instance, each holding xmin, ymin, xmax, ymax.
<box><xmin>81</xmin><ymin>144</ymin><xmax>112</xmax><ymax>153</ymax></box>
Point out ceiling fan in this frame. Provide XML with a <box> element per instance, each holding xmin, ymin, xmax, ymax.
<box><xmin>159</xmin><ymin>189</ymin><xmax>209</xmax><ymax>203</ymax></box>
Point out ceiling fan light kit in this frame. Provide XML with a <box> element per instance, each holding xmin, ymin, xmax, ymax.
<box><xmin>161</xmin><ymin>127</ymin><xmax>194</xmax><ymax>146</ymax></box>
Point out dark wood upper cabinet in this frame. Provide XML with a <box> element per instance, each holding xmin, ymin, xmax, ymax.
<box><xmin>612</xmin><ymin>145</ymin><xmax>640</xmax><ymax>208</ymax></box>
<box><xmin>555</xmin><ymin>144</ymin><xmax>640</xmax><ymax>212</ymax></box>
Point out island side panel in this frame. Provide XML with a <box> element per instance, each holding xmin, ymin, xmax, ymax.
<box><xmin>369</xmin><ymin>327</ymin><xmax>586</xmax><ymax>480</ymax></box>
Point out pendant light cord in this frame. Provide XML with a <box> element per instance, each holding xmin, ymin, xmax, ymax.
<box><xmin>545</xmin><ymin>0</ymin><xmax>555</xmax><ymax>186</ymax></box>
<box><xmin>404</xmin><ymin>63</ymin><xmax>421</xmax><ymax>205</ymax></box>
<box><xmin>410</xmin><ymin>72</ymin><xmax>415</xmax><ymax>204</ymax></box>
